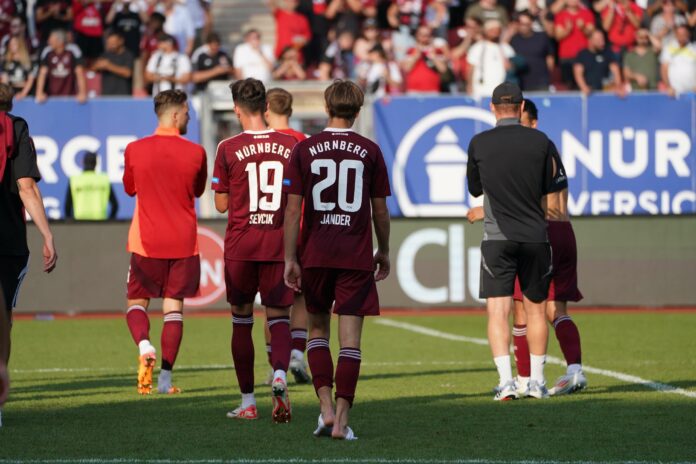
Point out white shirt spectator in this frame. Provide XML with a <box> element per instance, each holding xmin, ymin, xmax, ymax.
<box><xmin>467</xmin><ymin>40</ymin><xmax>515</xmax><ymax>98</ymax></box>
<box><xmin>146</xmin><ymin>50</ymin><xmax>192</xmax><ymax>94</ymax></box>
<box><xmin>359</xmin><ymin>61</ymin><xmax>402</xmax><ymax>98</ymax></box>
<box><xmin>233</xmin><ymin>42</ymin><xmax>274</xmax><ymax>83</ymax></box>
<box><xmin>660</xmin><ymin>39</ymin><xmax>696</xmax><ymax>94</ymax></box>
<box><xmin>162</xmin><ymin>4</ymin><xmax>195</xmax><ymax>54</ymax></box>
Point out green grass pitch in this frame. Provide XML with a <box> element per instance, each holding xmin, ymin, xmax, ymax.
<box><xmin>1</xmin><ymin>311</ymin><xmax>695</xmax><ymax>463</ymax></box>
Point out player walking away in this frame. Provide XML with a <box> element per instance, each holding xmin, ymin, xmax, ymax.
<box><xmin>283</xmin><ymin>80</ymin><xmax>391</xmax><ymax>440</ymax></box>
<box><xmin>123</xmin><ymin>90</ymin><xmax>207</xmax><ymax>396</ymax></box>
<box><xmin>261</xmin><ymin>87</ymin><xmax>311</xmax><ymax>385</ymax></box>
<box><xmin>0</xmin><ymin>82</ymin><xmax>58</xmax><ymax>425</ymax></box>
<box><xmin>212</xmin><ymin>78</ymin><xmax>297</xmax><ymax>423</ymax></box>
<box><xmin>467</xmin><ymin>82</ymin><xmax>556</xmax><ymax>401</ymax></box>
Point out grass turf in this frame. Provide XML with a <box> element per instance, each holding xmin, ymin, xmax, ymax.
<box><xmin>1</xmin><ymin>312</ymin><xmax>695</xmax><ymax>463</ymax></box>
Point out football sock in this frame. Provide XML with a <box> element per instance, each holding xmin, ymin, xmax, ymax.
<box><xmin>493</xmin><ymin>355</ymin><xmax>513</xmax><ymax>386</ymax></box>
<box><xmin>126</xmin><ymin>305</ymin><xmax>150</xmax><ymax>346</ymax></box>
<box><xmin>232</xmin><ymin>313</ymin><xmax>255</xmax><ymax>394</ymax></box>
<box><xmin>512</xmin><ymin>324</ymin><xmax>531</xmax><ymax>378</ymax></box>
<box><xmin>291</xmin><ymin>328</ymin><xmax>308</xmax><ymax>354</ymax></box>
<box><xmin>553</xmin><ymin>316</ymin><xmax>582</xmax><ymax>368</ymax></box>
<box><xmin>335</xmin><ymin>347</ymin><xmax>361</xmax><ymax>407</ymax></box>
<box><xmin>267</xmin><ymin>316</ymin><xmax>291</xmax><ymax>372</ymax></box>
<box><xmin>241</xmin><ymin>392</ymin><xmax>256</xmax><ymax>408</ymax></box>
<box><xmin>307</xmin><ymin>338</ymin><xmax>333</xmax><ymax>394</ymax></box>
<box><xmin>161</xmin><ymin>312</ymin><xmax>183</xmax><ymax>371</ymax></box>
<box><xmin>530</xmin><ymin>354</ymin><xmax>546</xmax><ymax>383</ymax></box>
<box><xmin>138</xmin><ymin>340</ymin><xmax>156</xmax><ymax>357</ymax></box>
<box><xmin>273</xmin><ymin>369</ymin><xmax>287</xmax><ymax>383</ymax></box>
<box><xmin>266</xmin><ymin>344</ymin><xmax>272</xmax><ymax>367</ymax></box>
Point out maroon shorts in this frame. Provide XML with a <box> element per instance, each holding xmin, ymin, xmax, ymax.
<box><xmin>224</xmin><ymin>260</ymin><xmax>293</xmax><ymax>308</ymax></box>
<box><xmin>127</xmin><ymin>254</ymin><xmax>200</xmax><ymax>299</ymax></box>
<box><xmin>302</xmin><ymin>268</ymin><xmax>380</xmax><ymax>316</ymax></box>
<box><xmin>513</xmin><ymin>221</ymin><xmax>583</xmax><ymax>302</ymax></box>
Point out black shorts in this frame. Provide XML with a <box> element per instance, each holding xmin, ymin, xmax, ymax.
<box><xmin>0</xmin><ymin>255</ymin><xmax>29</xmax><ymax>311</ymax></box>
<box><xmin>479</xmin><ymin>240</ymin><xmax>552</xmax><ymax>303</ymax></box>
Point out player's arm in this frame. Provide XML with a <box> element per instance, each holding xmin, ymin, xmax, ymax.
<box><xmin>194</xmin><ymin>149</ymin><xmax>208</xmax><ymax>198</ymax></box>
<box><xmin>18</xmin><ymin>177</ymin><xmax>57</xmax><ymax>273</ymax></box>
<box><xmin>371</xmin><ymin>197</ymin><xmax>391</xmax><ymax>282</ymax></box>
<box><xmin>122</xmin><ymin>145</ymin><xmax>136</xmax><ymax>196</ymax></box>
<box><xmin>466</xmin><ymin>140</ymin><xmax>482</xmax><ymax>197</ymax></box>
<box><xmin>214</xmin><ymin>192</ymin><xmax>228</xmax><ymax>213</ymax></box>
<box><xmin>283</xmin><ymin>193</ymin><xmax>303</xmax><ymax>292</ymax></box>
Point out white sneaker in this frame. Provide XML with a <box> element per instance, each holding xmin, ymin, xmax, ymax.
<box><xmin>289</xmin><ymin>356</ymin><xmax>311</xmax><ymax>384</ymax></box>
<box><xmin>313</xmin><ymin>414</ymin><xmax>333</xmax><ymax>437</ymax></box>
<box><xmin>516</xmin><ymin>376</ymin><xmax>530</xmax><ymax>397</ymax></box>
<box><xmin>493</xmin><ymin>380</ymin><xmax>519</xmax><ymax>401</ymax></box>
<box><xmin>548</xmin><ymin>371</ymin><xmax>588</xmax><ymax>396</ymax></box>
<box><xmin>527</xmin><ymin>380</ymin><xmax>549</xmax><ymax>399</ymax></box>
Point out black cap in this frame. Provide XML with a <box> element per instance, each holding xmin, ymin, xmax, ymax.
<box><xmin>491</xmin><ymin>82</ymin><xmax>523</xmax><ymax>105</ymax></box>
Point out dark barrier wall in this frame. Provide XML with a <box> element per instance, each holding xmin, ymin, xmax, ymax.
<box><xmin>15</xmin><ymin>217</ymin><xmax>696</xmax><ymax>313</ymax></box>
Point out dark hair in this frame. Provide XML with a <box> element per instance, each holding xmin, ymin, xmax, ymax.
<box><xmin>279</xmin><ymin>45</ymin><xmax>296</xmax><ymax>60</ymax></box>
<box><xmin>266</xmin><ymin>88</ymin><xmax>293</xmax><ymax>117</ymax></box>
<box><xmin>0</xmin><ymin>83</ymin><xmax>13</xmax><ymax>111</ymax></box>
<box><xmin>157</xmin><ymin>33</ymin><xmax>175</xmax><ymax>44</ymax></box>
<box><xmin>244</xmin><ymin>28</ymin><xmax>260</xmax><ymax>39</ymax></box>
<box><xmin>522</xmin><ymin>98</ymin><xmax>538</xmax><ymax>121</ymax></box>
<box><xmin>369</xmin><ymin>44</ymin><xmax>387</xmax><ymax>59</ymax></box>
<box><xmin>83</xmin><ymin>151</ymin><xmax>98</xmax><ymax>171</ymax></box>
<box><xmin>206</xmin><ymin>32</ymin><xmax>221</xmax><ymax>44</ymax></box>
<box><xmin>231</xmin><ymin>78</ymin><xmax>267</xmax><ymax>114</ymax></box>
<box><xmin>515</xmin><ymin>10</ymin><xmax>534</xmax><ymax>21</ymax></box>
<box><xmin>154</xmin><ymin>89</ymin><xmax>188</xmax><ymax>116</ymax></box>
<box><xmin>324</xmin><ymin>80</ymin><xmax>364</xmax><ymax>121</ymax></box>
<box><xmin>150</xmin><ymin>12</ymin><xmax>166</xmax><ymax>25</ymax></box>
<box><xmin>106</xmin><ymin>29</ymin><xmax>124</xmax><ymax>40</ymax></box>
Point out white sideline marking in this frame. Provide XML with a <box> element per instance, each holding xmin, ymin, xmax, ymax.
<box><xmin>1</xmin><ymin>460</ymin><xmax>694</xmax><ymax>464</ymax></box>
<box><xmin>376</xmin><ymin>318</ymin><xmax>696</xmax><ymax>399</ymax></box>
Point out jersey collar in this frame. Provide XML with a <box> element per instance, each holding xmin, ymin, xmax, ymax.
<box><xmin>496</xmin><ymin>117</ymin><xmax>520</xmax><ymax>127</ymax></box>
<box><xmin>244</xmin><ymin>129</ymin><xmax>275</xmax><ymax>135</ymax></box>
<box><xmin>154</xmin><ymin>126</ymin><xmax>181</xmax><ymax>136</ymax></box>
<box><xmin>323</xmin><ymin>127</ymin><xmax>353</xmax><ymax>132</ymax></box>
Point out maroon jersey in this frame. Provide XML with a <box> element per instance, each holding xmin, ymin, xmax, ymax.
<box><xmin>283</xmin><ymin>128</ymin><xmax>391</xmax><ymax>272</ymax></box>
<box><xmin>212</xmin><ymin>129</ymin><xmax>297</xmax><ymax>261</ymax></box>
<box><xmin>41</xmin><ymin>49</ymin><xmax>83</xmax><ymax>96</ymax></box>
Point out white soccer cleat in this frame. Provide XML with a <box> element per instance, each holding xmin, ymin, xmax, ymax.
<box><xmin>313</xmin><ymin>414</ymin><xmax>333</xmax><ymax>438</ymax></box>
<box><xmin>493</xmin><ymin>380</ymin><xmax>519</xmax><ymax>401</ymax></box>
<box><xmin>548</xmin><ymin>371</ymin><xmax>588</xmax><ymax>396</ymax></box>
<box><xmin>226</xmin><ymin>404</ymin><xmax>258</xmax><ymax>420</ymax></box>
<box><xmin>289</xmin><ymin>356</ymin><xmax>311</xmax><ymax>384</ymax></box>
<box><xmin>516</xmin><ymin>376</ymin><xmax>530</xmax><ymax>397</ymax></box>
<box><xmin>527</xmin><ymin>380</ymin><xmax>550</xmax><ymax>399</ymax></box>
<box><xmin>335</xmin><ymin>426</ymin><xmax>358</xmax><ymax>441</ymax></box>
<box><xmin>271</xmin><ymin>377</ymin><xmax>291</xmax><ymax>423</ymax></box>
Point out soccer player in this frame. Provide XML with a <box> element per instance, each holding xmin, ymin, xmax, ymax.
<box><xmin>283</xmin><ymin>80</ymin><xmax>391</xmax><ymax>439</ymax></box>
<box><xmin>0</xmin><ymin>83</ymin><xmax>58</xmax><ymax>425</ymax></box>
<box><xmin>212</xmin><ymin>78</ymin><xmax>297</xmax><ymax>422</ymax></box>
<box><xmin>123</xmin><ymin>90</ymin><xmax>207</xmax><ymax>395</ymax></box>
<box><xmin>466</xmin><ymin>82</ymin><xmax>555</xmax><ymax>401</ymax></box>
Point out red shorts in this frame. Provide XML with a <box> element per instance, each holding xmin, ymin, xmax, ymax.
<box><xmin>224</xmin><ymin>260</ymin><xmax>293</xmax><ymax>308</ymax></box>
<box><xmin>302</xmin><ymin>268</ymin><xmax>380</xmax><ymax>316</ymax></box>
<box><xmin>513</xmin><ymin>221</ymin><xmax>583</xmax><ymax>302</ymax></box>
<box><xmin>127</xmin><ymin>254</ymin><xmax>200</xmax><ymax>299</ymax></box>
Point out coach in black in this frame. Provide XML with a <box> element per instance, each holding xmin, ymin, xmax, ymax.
<box><xmin>0</xmin><ymin>83</ymin><xmax>57</xmax><ymax>423</ymax></box>
<box><xmin>467</xmin><ymin>82</ymin><xmax>555</xmax><ymax>401</ymax></box>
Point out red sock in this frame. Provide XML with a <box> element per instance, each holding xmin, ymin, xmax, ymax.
<box><xmin>513</xmin><ymin>324</ymin><xmax>530</xmax><ymax>377</ymax></box>
<box><xmin>554</xmin><ymin>316</ymin><xmax>582</xmax><ymax>365</ymax></box>
<box><xmin>267</xmin><ymin>316</ymin><xmax>291</xmax><ymax>372</ymax></box>
<box><xmin>161</xmin><ymin>312</ymin><xmax>183</xmax><ymax>371</ymax></box>
<box><xmin>266</xmin><ymin>344</ymin><xmax>272</xmax><ymax>367</ymax></box>
<box><xmin>291</xmin><ymin>328</ymin><xmax>308</xmax><ymax>353</ymax></box>
<box><xmin>307</xmin><ymin>338</ymin><xmax>333</xmax><ymax>394</ymax></box>
<box><xmin>232</xmin><ymin>313</ymin><xmax>255</xmax><ymax>394</ymax></box>
<box><xmin>335</xmin><ymin>348</ymin><xmax>361</xmax><ymax>407</ymax></box>
<box><xmin>126</xmin><ymin>305</ymin><xmax>149</xmax><ymax>345</ymax></box>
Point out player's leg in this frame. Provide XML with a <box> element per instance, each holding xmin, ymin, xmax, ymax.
<box><xmin>289</xmin><ymin>293</ymin><xmax>311</xmax><ymax>384</ymax></box>
<box><xmin>0</xmin><ymin>293</ymin><xmax>9</xmax><ymax>412</ymax></box>
<box><xmin>512</xmin><ymin>293</ymin><xmax>530</xmax><ymax>396</ymax></box>
<box><xmin>547</xmin><ymin>300</ymin><xmax>586</xmax><ymax>394</ymax></box>
<box><xmin>158</xmin><ymin>298</ymin><xmax>184</xmax><ymax>394</ymax></box>
<box><xmin>263</xmin><ymin>319</ymin><xmax>273</xmax><ymax>385</ymax></box>
<box><xmin>333</xmin><ymin>314</ymin><xmax>363</xmax><ymax>440</ymax></box>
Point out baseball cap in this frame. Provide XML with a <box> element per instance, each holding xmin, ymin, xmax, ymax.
<box><xmin>491</xmin><ymin>82</ymin><xmax>523</xmax><ymax>104</ymax></box>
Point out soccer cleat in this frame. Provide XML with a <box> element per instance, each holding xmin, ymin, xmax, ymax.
<box><xmin>157</xmin><ymin>385</ymin><xmax>182</xmax><ymax>394</ymax></box>
<box><xmin>549</xmin><ymin>371</ymin><xmax>588</xmax><ymax>396</ymax></box>
<box><xmin>527</xmin><ymin>380</ymin><xmax>550</xmax><ymax>399</ymax></box>
<box><xmin>493</xmin><ymin>380</ymin><xmax>519</xmax><ymax>401</ymax></box>
<box><xmin>516</xmin><ymin>376</ymin><xmax>530</xmax><ymax>397</ymax></box>
<box><xmin>333</xmin><ymin>426</ymin><xmax>358</xmax><ymax>441</ymax></box>
<box><xmin>137</xmin><ymin>353</ymin><xmax>156</xmax><ymax>395</ymax></box>
<box><xmin>226</xmin><ymin>404</ymin><xmax>258</xmax><ymax>420</ymax></box>
<box><xmin>271</xmin><ymin>377</ymin><xmax>292</xmax><ymax>423</ymax></box>
<box><xmin>289</xmin><ymin>356</ymin><xmax>311</xmax><ymax>384</ymax></box>
<box><xmin>313</xmin><ymin>414</ymin><xmax>333</xmax><ymax>438</ymax></box>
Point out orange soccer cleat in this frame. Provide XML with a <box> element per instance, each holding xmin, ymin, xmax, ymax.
<box><xmin>137</xmin><ymin>353</ymin><xmax>157</xmax><ymax>395</ymax></box>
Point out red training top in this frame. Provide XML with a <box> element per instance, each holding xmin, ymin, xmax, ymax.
<box><xmin>273</xmin><ymin>8</ymin><xmax>311</xmax><ymax>60</ymax></box>
<box><xmin>554</xmin><ymin>7</ymin><xmax>595</xmax><ymax>60</ymax></box>
<box><xmin>276</xmin><ymin>127</ymin><xmax>307</xmax><ymax>143</ymax></box>
<box><xmin>601</xmin><ymin>2</ymin><xmax>643</xmax><ymax>52</ymax></box>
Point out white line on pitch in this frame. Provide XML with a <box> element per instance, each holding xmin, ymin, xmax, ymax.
<box><xmin>375</xmin><ymin>318</ymin><xmax>696</xmax><ymax>399</ymax></box>
<box><xmin>1</xmin><ymin>460</ymin><xmax>693</xmax><ymax>464</ymax></box>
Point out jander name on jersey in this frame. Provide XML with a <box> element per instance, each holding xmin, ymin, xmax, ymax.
<box><xmin>235</xmin><ymin>141</ymin><xmax>292</xmax><ymax>162</ymax></box>
<box><xmin>319</xmin><ymin>213</ymin><xmax>351</xmax><ymax>226</ymax></box>
<box><xmin>308</xmin><ymin>139</ymin><xmax>368</xmax><ymax>159</ymax></box>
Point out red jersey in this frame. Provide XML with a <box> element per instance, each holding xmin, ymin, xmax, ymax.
<box><xmin>554</xmin><ymin>7</ymin><xmax>595</xmax><ymax>60</ymax></box>
<box><xmin>283</xmin><ymin>128</ymin><xmax>391</xmax><ymax>272</ymax></box>
<box><xmin>123</xmin><ymin>127</ymin><xmax>207</xmax><ymax>259</ymax></box>
<box><xmin>601</xmin><ymin>2</ymin><xmax>643</xmax><ymax>52</ymax></box>
<box><xmin>276</xmin><ymin>127</ymin><xmax>307</xmax><ymax>143</ymax></box>
<box><xmin>404</xmin><ymin>47</ymin><xmax>441</xmax><ymax>92</ymax></box>
<box><xmin>212</xmin><ymin>129</ymin><xmax>297</xmax><ymax>262</ymax></box>
<box><xmin>273</xmin><ymin>8</ymin><xmax>311</xmax><ymax>60</ymax></box>
<box><xmin>73</xmin><ymin>0</ymin><xmax>103</xmax><ymax>37</ymax></box>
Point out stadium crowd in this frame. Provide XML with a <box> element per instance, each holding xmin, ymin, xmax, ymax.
<box><xmin>1</xmin><ymin>0</ymin><xmax>695</xmax><ymax>100</ymax></box>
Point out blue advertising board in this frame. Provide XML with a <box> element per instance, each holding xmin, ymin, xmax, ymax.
<box><xmin>12</xmin><ymin>98</ymin><xmax>200</xmax><ymax>220</ymax></box>
<box><xmin>374</xmin><ymin>92</ymin><xmax>696</xmax><ymax>217</ymax></box>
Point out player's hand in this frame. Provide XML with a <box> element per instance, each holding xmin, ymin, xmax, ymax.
<box><xmin>43</xmin><ymin>236</ymin><xmax>57</xmax><ymax>273</ymax></box>
<box><xmin>284</xmin><ymin>260</ymin><xmax>302</xmax><ymax>292</ymax></box>
<box><xmin>0</xmin><ymin>363</ymin><xmax>9</xmax><ymax>407</ymax></box>
<box><xmin>373</xmin><ymin>250</ymin><xmax>390</xmax><ymax>282</ymax></box>
<box><xmin>467</xmin><ymin>206</ymin><xmax>484</xmax><ymax>223</ymax></box>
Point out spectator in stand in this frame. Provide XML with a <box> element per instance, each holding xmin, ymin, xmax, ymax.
<box><xmin>510</xmin><ymin>10</ymin><xmax>554</xmax><ymax>90</ymax></box>
<box><xmin>34</xmin><ymin>0</ymin><xmax>73</xmax><ymax>44</ymax></box>
<box><xmin>660</xmin><ymin>24</ymin><xmax>696</xmax><ymax>95</ymax></box>
<box><xmin>425</xmin><ymin>0</ymin><xmax>450</xmax><ymax>39</ymax></box>
<box><xmin>354</xmin><ymin>17</ymin><xmax>381</xmax><ymax>64</ymax></box>
<box><xmin>554</xmin><ymin>0</ymin><xmax>595</xmax><ymax>88</ymax></box>
<box><xmin>93</xmin><ymin>30</ymin><xmax>133</xmax><ymax>96</ymax></box>
<box><xmin>623</xmin><ymin>28</ymin><xmax>661</xmax><ymax>90</ymax></box>
<box><xmin>319</xmin><ymin>29</ymin><xmax>358</xmax><ymax>80</ymax></box>
<box><xmin>324</xmin><ymin>0</ymin><xmax>372</xmax><ymax>38</ymax></box>
<box><xmin>35</xmin><ymin>29</ymin><xmax>87</xmax><ymax>103</ymax></box>
<box><xmin>466</xmin><ymin>0</ymin><xmax>510</xmax><ymax>27</ymax></box>
<box><xmin>140</xmin><ymin>12</ymin><xmax>165</xmax><ymax>66</ymax></box>
<box><xmin>185</xmin><ymin>0</ymin><xmax>212</xmax><ymax>46</ymax></box>
<box><xmin>73</xmin><ymin>0</ymin><xmax>105</xmax><ymax>61</ymax></box>
<box><xmin>451</xmin><ymin>17</ymin><xmax>483</xmax><ymax>88</ymax></box>
<box><xmin>573</xmin><ymin>29</ymin><xmax>626</xmax><ymax>95</ymax></box>
<box><xmin>600</xmin><ymin>0</ymin><xmax>643</xmax><ymax>55</ymax></box>
<box><xmin>192</xmin><ymin>32</ymin><xmax>233</xmax><ymax>93</ymax></box>
<box><xmin>651</xmin><ymin>0</ymin><xmax>688</xmax><ymax>46</ymax></box>
<box><xmin>357</xmin><ymin>43</ymin><xmax>403</xmax><ymax>97</ymax></box>
<box><xmin>0</xmin><ymin>0</ymin><xmax>17</xmax><ymax>39</ymax></box>
<box><xmin>145</xmin><ymin>33</ymin><xmax>191</xmax><ymax>95</ymax></box>
<box><xmin>106</xmin><ymin>0</ymin><xmax>148</xmax><ymax>59</ymax></box>
<box><xmin>160</xmin><ymin>0</ymin><xmax>195</xmax><ymax>56</ymax></box>
<box><xmin>272</xmin><ymin>45</ymin><xmax>307</xmax><ymax>80</ymax></box>
<box><xmin>1</xmin><ymin>36</ymin><xmax>38</xmax><ymax>99</ymax></box>
<box><xmin>1</xmin><ymin>17</ymin><xmax>38</xmax><ymax>58</ymax></box>
<box><xmin>401</xmin><ymin>25</ymin><xmax>449</xmax><ymax>93</ymax></box>
<box><xmin>233</xmin><ymin>29</ymin><xmax>275</xmax><ymax>84</ymax></box>
<box><xmin>270</xmin><ymin>0</ymin><xmax>312</xmax><ymax>62</ymax></box>
<box><xmin>387</xmin><ymin>0</ymin><xmax>429</xmax><ymax>60</ymax></box>
<box><xmin>467</xmin><ymin>19</ymin><xmax>514</xmax><ymax>97</ymax></box>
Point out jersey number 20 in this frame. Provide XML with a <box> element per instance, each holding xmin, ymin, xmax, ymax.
<box><xmin>311</xmin><ymin>159</ymin><xmax>364</xmax><ymax>213</ymax></box>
